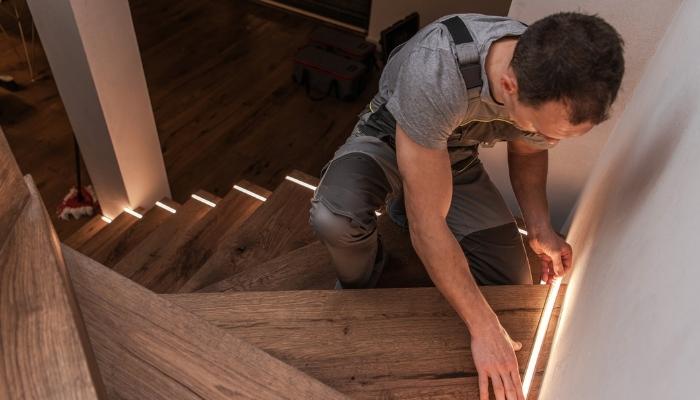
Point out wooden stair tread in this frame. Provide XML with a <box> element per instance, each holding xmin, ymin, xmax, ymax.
<box><xmin>179</xmin><ymin>170</ymin><xmax>320</xmax><ymax>292</ymax></box>
<box><xmin>63</xmin><ymin>245</ymin><xmax>347</xmax><ymax>400</ymax></box>
<box><xmin>76</xmin><ymin>208</ymin><xmax>143</xmax><ymax>260</ymax></box>
<box><xmin>1</xmin><ymin>176</ymin><xmax>104</xmax><ymax>399</ymax></box>
<box><xmin>167</xmin><ymin>285</ymin><xmax>564</xmax><ymax>398</ymax></box>
<box><xmin>113</xmin><ymin>190</ymin><xmax>221</xmax><ymax>292</ymax></box>
<box><xmin>63</xmin><ymin>214</ymin><xmax>110</xmax><ymax>250</ymax></box>
<box><xmin>94</xmin><ymin>199</ymin><xmax>180</xmax><ymax>267</ymax></box>
<box><xmin>114</xmin><ymin>185</ymin><xmax>264</xmax><ymax>293</ymax></box>
<box><xmin>200</xmin><ymin>240</ymin><xmax>336</xmax><ymax>292</ymax></box>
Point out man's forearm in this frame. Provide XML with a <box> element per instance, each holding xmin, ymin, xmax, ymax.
<box><xmin>508</xmin><ymin>149</ymin><xmax>551</xmax><ymax>235</ymax></box>
<box><xmin>409</xmin><ymin>220</ymin><xmax>499</xmax><ymax>335</ymax></box>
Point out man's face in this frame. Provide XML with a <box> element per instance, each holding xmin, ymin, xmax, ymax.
<box><xmin>506</xmin><ymin>98</ymin><xmax>594</xmax><ymax>145</ymax></box>
<box><xmin>499</xmin><ymin>68</ymin><xmax>595</xmax><ymax>144</ymax></box>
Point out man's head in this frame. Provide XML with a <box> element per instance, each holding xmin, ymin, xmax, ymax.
<box><xmin>500</xmin><ymin>12</ymin><xmax>625</xmax><ymax>143</ymax></box>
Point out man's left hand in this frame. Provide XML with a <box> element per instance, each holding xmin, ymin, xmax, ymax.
<box><xmin>528</xmin><ymin>229</ymin><xmax>573</xmax><ymax>284</ymax></box>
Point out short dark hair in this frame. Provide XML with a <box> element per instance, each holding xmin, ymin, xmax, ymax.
<box><xmin>511</xmin><ymin>12</ymin><xmax>625</xmax><ymax>125</ymax></box>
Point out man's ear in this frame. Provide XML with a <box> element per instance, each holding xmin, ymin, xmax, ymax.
<box><xmin>501</xmin><ymin>68</ymin><xmax>519</xmax><ymax>96</ymax></box>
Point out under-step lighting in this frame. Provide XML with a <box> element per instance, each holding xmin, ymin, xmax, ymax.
<box><xmin>233</xmin><ymin>185</ymin><xmax>267</xmax><ymax>202</ymax></box>
<box><xmin>123</xmin><ymin>207</ymin><xmax>143</xmax><ymax>219</ymax></box>
<box><xmin>285</xmin><ymin>175</ymin><xmax>317</xmax><ymax>191</ymax></box>
<box><xmin>518</xmin><ymin>228</ymin><xmax>528</xmax><ymax>236</ymax></box>
<box><xmin>155</xmin><ymin>201</ymin><xmax>177</xmax><ymax>214</ymax></box>
<box><xmin>191</xmin><ymin>193</ymin><xmax>216</xmax><ymax>208</ymax></box>
<box><xmin>100</xmin><ymin>215</ymin><xmax>113</xmax><ymax>224</ymax></box>
<box><xmin>522</xmin><ymin>277</ymin><xmax>562</xmax><ymax>397</ymax></box>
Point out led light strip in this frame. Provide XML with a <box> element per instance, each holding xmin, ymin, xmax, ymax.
<box><xmin>233</xmin><ymin>185</ymin><xmax>267</xmax><ymax>202</ymax></box>
<box><xmin>155</xmin><ymin>201</ymin><xmax>177</xmax><ymax>214</ymax></box>
<box><xmin>123</xmin><ymin>207</ymin><xmax>143</xmax><ymax>219</ymax></box>
<box><xmin>522</xmin><ymin>277</ymin><xmax>562</xmax><ymax>397</ymax></box>
<box><xmin>191</xmin><ymin>193</ymin><xmax>217</xmax><ymax>208</ymax></box>
<box><xmin>285</xmin><ymin>175</ymin><xmax>317</xmax><ymax>191</ymax></box>
<box><xmin>100</xmin><ymin>215</ymin><xmax>113</xmax><ymax>224</ymax></box>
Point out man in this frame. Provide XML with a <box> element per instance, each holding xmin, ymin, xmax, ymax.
<box><xmin>309</xmin><ymin>12</ymin><xmax>624</xmax><ymax>400</ymax></box>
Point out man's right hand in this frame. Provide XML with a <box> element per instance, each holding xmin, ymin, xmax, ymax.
<box><xmin>471</xmin><ymin>322</ymin><xmax>525</xmax><ymax>400</ymax></box>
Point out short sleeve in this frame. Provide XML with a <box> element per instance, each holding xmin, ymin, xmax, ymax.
<box><xmin>386</xmin><ymin>44</ymin><xmax>468</xmax><ymax>149</ymax></box>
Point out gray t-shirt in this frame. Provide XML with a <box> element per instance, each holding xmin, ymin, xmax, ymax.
<box><xmin>371</xmin><ymin>14</ymin><xmax>555</xmax><ymax>152</ymax></box>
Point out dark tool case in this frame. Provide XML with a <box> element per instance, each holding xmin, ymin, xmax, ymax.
<box><xmin>309</xmin><ymin>26</ymin><xmax>376</xmax><ymax>68</ymax></box>
<box><xmin>293</xmin><ymin>45</ymin><xmax>368</xmax><ymax>100</ymax></box>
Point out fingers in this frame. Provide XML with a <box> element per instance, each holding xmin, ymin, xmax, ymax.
<box><xmin>491</xmin><ymin>373</ymin><xmax>506</xmax><ymax>400</ymax></box>
<box><xmin>479</xmin><ymin>371</ymin><xmax>489</xmax><ymax>400</ymax></box>
<box><xmin>500</xmin><ymin>370</ymin><xmax>522</xmax><ymax>400</ymax></box>
<box><xmin>551</xmin><ymin>252</ymin><xmax>564</xmax><ymax>277</ymax></box>
<box><xmin>510</xmin><ymin>370</ymin><xmax>525</xmax><ymax>400</ymax></box>
<box><xmin>562</xmin><ymin>246</ymin><xmax>573</xmax><ymax>272</ymax></box>
<box><xmin>540</xmin><ymin>258</ymin><xmax>553</xmax><ymax>284</ymax></box>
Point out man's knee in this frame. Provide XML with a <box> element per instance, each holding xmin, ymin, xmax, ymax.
<box><xmin>310</xmin><ymin>152</ymin><xmax>390</xmax><ymax>242</ymax></box>
<box><xmin>309</xmin><ymin>200</ymin><xmax>374</xmax><ymax>247</ymax></box>
<box><xmin>459</xmin><ymin>222</ymin><xmax>533</xmax><ymax>285</ymax></box>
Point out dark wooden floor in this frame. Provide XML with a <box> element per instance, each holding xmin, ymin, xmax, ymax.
<box><xmin>0</xmin><ymin>0</ymin><xmax>376</xmax><ymax>240</ymax></box>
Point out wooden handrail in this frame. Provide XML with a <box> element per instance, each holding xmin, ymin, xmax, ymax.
<box><xmin>0</xmin><ymin>128</ymin><xmax>105</xmax><ymax>399</ymax></box>
<box><xmin>0</xmin><ymin>127</ymin><xmax>30</xmax><ymax>248</ymax></box>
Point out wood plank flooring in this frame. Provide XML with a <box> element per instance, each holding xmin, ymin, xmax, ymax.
<box><xmin>0</xmin><ymin>0</ymin><xmax>376</xmax><ymax>241</ymax></box>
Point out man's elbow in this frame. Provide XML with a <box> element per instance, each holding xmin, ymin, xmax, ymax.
<box><xmin>407</xmin><ymin>216</ymin><xmax>445</xmax><ymax>252</ymax></box>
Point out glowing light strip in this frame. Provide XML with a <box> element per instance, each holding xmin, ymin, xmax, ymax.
<box><xmin>233</xmin><ymin>185</ymin><xmax>267</xmax><ymax>202</ymax></box>
<box><xmin>285</xmin><ymin>175</ymin><xmax>317</xmax><ymax>191</ymax></box>
<box><xmin>100</xmin><ymin>215</ymin><xmax>113</xmax><ymax>224</ymax></box>
<box><xmin>191</xmin><ymin>193</ymin><xmax>216</xmax><ymax>208</ymax></box>
<box><xmin>155</xmin><ymin>201</ymin><xmax>177</xmax><ymax>214</ymax></box>
<box><xmin>522</xmin><ymin>277</ymin><xmax>562</xmax><ymax>397</ymax></box>
<box><xmin>518</xmin><ymin>228</ymin><xmax>529</xmax><ymax>236</ymax></box>
<box><xmin>123</xmin><ymin>207</ymin><xmax>143</xmax><ymax>219</ymax></box>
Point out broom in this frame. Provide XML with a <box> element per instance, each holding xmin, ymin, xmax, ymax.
<box><xmin>56</xmin><ymin>136</ymin><xmax>100</xmax><ymax>220</ymax></box>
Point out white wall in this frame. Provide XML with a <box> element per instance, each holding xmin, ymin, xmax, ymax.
<box><xmin>366</xmin><ymin>0</ymin><xmax>511</xmax><ymax>44</ymax></box>
<box><xmin>27</xmin><ymin>0</ymin><xmax>170</xmax><ymax>218</ymax></box>
<box><xmin>478</xmin><ymin>0</ymin><xmax>682</xmax><ymax>230</ymax></box>
<box><xmin>540</xmin><ymin>1</ymin><xmax>700</xmax><ymax>398</ymax></box>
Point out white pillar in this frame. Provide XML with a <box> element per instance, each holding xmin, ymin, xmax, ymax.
<box><xmin>27</xmin><ymin>0</ymin><xmax>170</xmax><ymax>219</ymax></box>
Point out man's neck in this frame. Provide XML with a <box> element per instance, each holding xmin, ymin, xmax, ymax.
<box><xmin>485</xmin><ymin>37</ymin><xmax>518</xmax><ymax>104</ymax></box>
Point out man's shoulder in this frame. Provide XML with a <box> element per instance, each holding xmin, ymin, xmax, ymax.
<box><xmin>434</xmin><ymin>14</ymin><xmax>528</xmax><ymax>45</ymax></box>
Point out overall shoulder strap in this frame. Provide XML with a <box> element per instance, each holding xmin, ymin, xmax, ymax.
<box><xmin>440</xmin><ymin>16</ymin><xmax>482</xmax><ymax>90</ymax></box>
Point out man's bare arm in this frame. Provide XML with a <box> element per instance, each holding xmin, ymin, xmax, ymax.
<box><xmin>508</xmin><ymin>139</ymin><xmax>572</xmax><ymax>282</ymax></box>
<box><xmin>396</xmin><ymin>125</ymin><xmax>524</xmax><ymax>400</ymax></box>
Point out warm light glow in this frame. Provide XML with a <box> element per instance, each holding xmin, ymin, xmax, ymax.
<box><xmin>233</xmin><ymin>185</ymin><xmax>267</xmax><ymax>202</ymax></box>
<box><xmin>518</xmin><ymin>228</ymin><xmax>529</xmax><ymax>236</ymax></box>
<box><xmin>123</xmin><ymin>207</ymin><xmax>143</xmax><ymax>219</ymax></box>
<box><xmin>375</xmin><ymin>211</ymin><xmax>382</xmax><ymax>216</ymax></box>
<box><xmin>522</xmin><ymin>277</ymin><xmax>562</xmax><ymax>397</ymax></box>
<box><xmin>100</xmin><ymin>215</ymin><xmax>113</xmax><ymax>224</ymax></box>
<box><xmin>155</xmin><ymin>201</ymin><xmax>177</xmax><ymax>214</ymax></box>
<box><xmin>285</xmin><ymin>175</ymin><xmax>317</xmax><ymax>191</ymax></box>
<box><xmin>191</xmin><ymin>193</ymin><xmax>216</xmax><ymax>208</ymax></box>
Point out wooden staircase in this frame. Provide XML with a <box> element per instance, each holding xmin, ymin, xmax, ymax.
<box><xmin>0</xmin><ymin>127</ymin><xmax>562</xmax><ymax>399</ymax></box>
